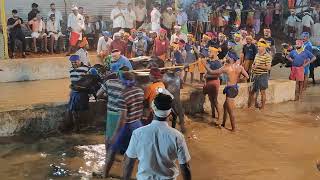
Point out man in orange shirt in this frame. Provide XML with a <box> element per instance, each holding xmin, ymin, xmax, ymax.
<box><xmin>144</xmin><ymin>68</ymin><xmax>165</xmax><ymax>124</ymax></box>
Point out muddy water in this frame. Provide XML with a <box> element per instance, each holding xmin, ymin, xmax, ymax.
<box><xmin>0</xmin><ymin>85</ymin><xmax>320</xmax><ymax>180</ymax></box>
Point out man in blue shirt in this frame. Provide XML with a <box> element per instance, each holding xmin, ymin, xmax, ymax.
<box><xmin>301</xmin><ymin>32</ymin><xmax>315</xmax><ymax>85</ymax></box>
<box><xmin>110</xmin><ymin>49</ymin><xmax>133</xmax><ymax>73</ymax></box>
<box><xmin>287</xmin><ymin>39</ymin><xmax>316</xmax><ymax>100</ymax></box>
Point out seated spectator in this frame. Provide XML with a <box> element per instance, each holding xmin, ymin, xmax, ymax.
<box><xmin>7</xmin><ymin>9</ymin><xmax>27</xmax><ymax>58</ymax></box>
<box><xmin>97</xmin><ymin>31</ymin><xmax>113</xmax><ymax>64</ymax></box>
<box><xmin>133</xmin><ymin>31</ymin><xmax>148</xmax><ymax>57</ymax></box>
<box><xmin>28</xmin><ymin>13</ymin><xmax>49</xmax><ymax>53</ymax></box>
<box><xmin>109</xmin><ymin>32</ymin><xmax>127</xmax><ymax>55</ymax></box>
<box><xmin>47</xmin><ymin>14</ymin><xmax>64</xmax><ymax>54</ymax></box>
<box><xmin>84</xmin><ymin>16</ymin><xmax>95</xmax><ymax>49</ymax></box>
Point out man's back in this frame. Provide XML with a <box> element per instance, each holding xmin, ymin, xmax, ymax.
<box><xmin>126</xmin><ymin>120</ymin><xmax>190</xmax><ymax>180</ymax></box>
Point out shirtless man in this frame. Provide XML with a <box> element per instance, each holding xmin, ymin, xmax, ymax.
<box><xmin>205</xmin><ymin>51</ymin><xmax>249</xmax><ymax>132</ymax></box>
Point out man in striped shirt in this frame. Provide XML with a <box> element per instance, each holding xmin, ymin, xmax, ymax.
<box><xmin>248</xmin><ymin>39</ymin><xmax>272</xmax><ymax>110</ymax></box>
<box><xmin>68</xmin><ymin>54</ymin><xmax>90</xmax><ymax>132</ymax></box>
<box><xmin>103</xmin><ymin>71</ymin><xmax>144</xmax><ymax>178</ymax></box>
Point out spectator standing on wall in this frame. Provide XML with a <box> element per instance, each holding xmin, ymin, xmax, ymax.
<box><xmin>47</xmin><ymin>3</ymin><xmax>63</xmax><ymax>29</ymax></box>
<box><xmin>134</xmin><ymin>1</ymin><xmax>147</xmax><ymax>29</ymax></box>
<box><xmin>67</xmin><ymin>6</ymin><xmax>85</xmax><ymax>56</ymax></box>
<box><xmin>150</xmin><ymin>3</ymin><xmax>162</xmax><ymax>34</ymax></box>
<box><xmin>28</xmin><ymin>13</ymin><xmax>49</xmax><ymax>53</ymax></box>
<box><xmin>302</xmin><ymin>11</ymin><xmax>314</xmax><ymax>35</ymax></box>
<box><xmin>110</xmin><ymin>1</ymin><xmax>126</xmax><ymax>33</ymax></box>
<box><xmin>124</xmin><ymin>3</ymin><xmax>136</xmax><ymax>32</ymax></box>
<box><xmin>161</xmin><ymin>7</ymin><xmax>177</xmax><ymax>37</ymax></box>
<box><xmin>28</xmin><ymin>3</ymin><xmax>39</xmax><ymax>21</ymax></box>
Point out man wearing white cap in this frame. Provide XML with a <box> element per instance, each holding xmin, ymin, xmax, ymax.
<box><xmin>161</xmin><ymin>7</ymin><xmax>177</xmax><ymax>37</ymax></box>
<box><xmin>67</xmin><ymin>5</ymin><xmax>85</xmax><ymax>55</ymax></box>
<box><xmin>123</xmin><ymin>89</ymin><xmax>192</xmax><ymax>180</ymax></box>
<box><xmin>170</xmin><ymin>25</ymin><xmax>188</xmax><ymax>44</ymax></box>
<box><xmin>150</xmin><ymin>3</ymin><xmax>161</xmax><ymax>33</ymax></box>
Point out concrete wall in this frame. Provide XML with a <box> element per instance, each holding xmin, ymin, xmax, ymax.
<box><xmin>0</xmin><ymin>79</ymin><xmax>296</xmax><ymax>137</ymax></box>
<box><xmin>0</xmin><ymin>56</ymin><xmax>101</xmax><ymax>82</ymax></box>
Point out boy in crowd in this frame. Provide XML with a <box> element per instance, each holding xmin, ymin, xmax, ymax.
<box><xmin>205</xmin><ymin>52</ymin><xmax>249</xmax><ymax>132</ymax></box>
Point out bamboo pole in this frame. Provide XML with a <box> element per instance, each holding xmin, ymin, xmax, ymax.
<box><xmin>0</xmin><ymin>0</ymin><xmax>9</xmax><ymax>59</ymax></box>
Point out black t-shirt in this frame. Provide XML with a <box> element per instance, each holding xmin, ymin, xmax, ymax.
<box><xmin>243</xmin><ymin>44</ymin><xmax>258</xmax><ymax>61</ymax></box>
<box><xmin>265</xmin><ymin>37</ymin><xmax>275</xmax><ymax>47</ymax></box>
<box><xmin>28</xmin><ymin>10</ymin><xmax>38</xmax><ymax>21</ymax></box>
<box><xmin>7</xmin><ymin>17</ymin><xmax>24</xmax><ymax>34</ymax></box>
<box><xmin>218</xmin><ymin>41</ymin><xmax>229</xmax><ymax>60</ymax></box>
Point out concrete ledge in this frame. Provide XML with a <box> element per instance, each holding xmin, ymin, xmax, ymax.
<box><xmin>0</xmin><ymin>79</ymin><xmax>295</xmax><ymax>137</ymax></box>
<box><xmin>0</xmin><ymin>55</ymin><xmax>101</xmax><ymax>82</ymax></box>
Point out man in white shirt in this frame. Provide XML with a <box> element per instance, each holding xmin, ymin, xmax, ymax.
<box><xmin>67</xmin><ymin>5</ymin><xmax>85</xmax><ymax>55</ymax></box>
<box><xmin>47</xmin><ymin>3</ymin><xmax>63</xmax><ymax>29</ymax></box>
<box><xmin>134</xmin><ymin>1</ymin><xmax>147</xmax><ymax>29</ymax></box>
<box><xmin>123</xmin><ymin>89</ymin><xmax>191</xmax><ymax>180</ymax></box>
<box><xmin>286</xmin><ymin>9</ymin><xmax>301</xmax><ymax>38</ymax></box>
<box><xmin>150</xmin><ymin>3</ymin><xmax>161</xmax><ymax>34</ymax></box>
<box><xmin>47</xmin><ymin>14</ymin><xmax>64</xmax><ymax>54</ymax></box>
<box><xmin>124</xmin><ymin>3</ymin><xmax>136</xmax><ymax>32</ymax></box>
<box><xmin>97</xmin><ymin>31</ymin><xmax>113</xmax><ymax>64</ymax></box>
<box><xmin>302</xmin><ymin>11</ymin><xmax>314</xmax><ymax>35</ymax></box>
<box><xmin>170</xmin><ymin>25</ymin><xmax>188</xmax><ymax>44</ymax></box>
<box><xmin>110</xmin><ymin>1</ymin><xmax>126</xmax><ymax>33</ymax></box>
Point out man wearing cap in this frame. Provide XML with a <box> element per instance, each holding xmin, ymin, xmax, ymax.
<box><xmin>67</xmin><ymin>5</ymin><xmax>85</xmax><ymax>55</ymax></box>
<box><xmin>75</xmin><ymin>37</ymin><xmax>90</xmax><ymax>66</ymax></box>
<box><xmin>123</xmin><ymin>90</ymin><xmax>191</xmax><ymax>180</ymax></box>
<box><xmin>47</xmin><ymin>14</ymin><xmax>64</xmax><ymax>54</ymax></box>
<box><xmin>111</xmin><ymin>1</ymin><xmax>126</xmax><ymax>33</ymax></box>
<box><xmin>161</xmin><ymin>7</ymin><xmax>177</xmax><ymax>37</ymax></box>
<box><xmin>286</xmin><ymin>9</ymin><xmax>301</xmax><ymax>39</ymax></box>
<box><xmin>68</xmin><ymin>54</ymin><xmax>90</xmax><ymax>132</ymax></box>
<box><xmin>170</xmin><ymin>25</ymin><xmax>188</xmax><ymax>44</ymax></box>
<box><xmin>109</xmin><ymin>32</ymin><xmax>127</xmax><ymax>56</ymax></box>
<box><xmin>150</xmin><ymin>3</ymin><xmax>162</xmax><ymax>33</ymax></box>
<box><xmin>7</xmin><ymin>9</ymin><xmax>27</xmax><ymax>58</ymax></box>
<box><xmin>302</xmin><ymin>11</ymin><xmax>314</xmax><ymax>35</ymax></box>
<box><xmin>153</xmin><ymin>28</ymin><xmax>170</xmax><ymax>64</ymax></box>
<box><xmin>286</xmin><ymin>39</ymin><xmax>316</xmax><ymax>100</ymax></box>
<box><xmin>203</xmin><ymin>46</ymin><xmax>222</xmax><ymax>125</ymax></box>
<box><xmin>144</xmin><ymin>68</ymin><xmax>165</xmax><ymax>124</ymax></box>
<box><xmin>97</xmin><ymin>31</ymin><xmax>113</xmax><ymax>63</ymax></box>
<box><xmin>248</xmin><ymin>39</ymin><xmax>272</xmax><ymax>110</ymax></box>
<box><xmin>110</xmin><ymin>49</ymin><xmax>133</xmax><ymax>73</ymax></box>
<box><xmin>28</xmin><ymin>3</ymin><xmax>39</xmax><ymax>21</ymax></box>
<box><xmin>103</xmin><ymin>71</ymin><xmax>144</xmax><ymax>178</ymax></box>
<box><xmin>242</xmin><ymin>35</ymin><xmax>258</xmax><ymax>73</ymax></box>
<box><xmin>205</xmin><ymin>51</ymin><xmax>249</xmax><ymax>131</ymax></box>
<box><xmin>48</xmin><ymin>3</ymin><xmax>63</xmax><ymax>30</ymax></box>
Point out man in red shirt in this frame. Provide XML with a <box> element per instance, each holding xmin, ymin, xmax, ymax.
<box><xmin>109</xmin><ymin>32</ymin><xmax>127</xmax><ymax>55</ymax></box>
<box><xmin>153</xmin><ymin>28</ymin><xmax>170</xmax><ymax>66</ymax></box>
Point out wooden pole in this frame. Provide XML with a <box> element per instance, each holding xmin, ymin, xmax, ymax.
<box><xmin>0</xmin><ymin>0</ymin><xmax>9</xmax><ymax>59</ymax></box>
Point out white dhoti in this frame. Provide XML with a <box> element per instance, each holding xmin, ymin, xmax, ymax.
<box><xmin>48</xmin><ymin>32</ymin><xmax>63</xmax><ymax>41</ymax></box>
<box><xmin>31</xmin><ymin>32</ymin><xmax>47</xmax><ymax>39</ymax></box>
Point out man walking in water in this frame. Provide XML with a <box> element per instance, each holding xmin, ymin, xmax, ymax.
<box><xmin>248</xmin><ymin>39</ymin><xmax>272</xmax><ymax>110</ymax></box>
<box><xmin>205</xmin><ymin>51</ymin><xmax>249</xmax><ymax>132</ymax></box>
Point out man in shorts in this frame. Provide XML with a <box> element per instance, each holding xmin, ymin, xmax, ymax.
<box><xmin>287</xmin><ymin>39</ymin><xmax>315</xmax><ymax>100</ymax></box>
<box><xmin>248</xmin><ymin>39</ymin><xmax>272</xmax><ymax>110</ymax></box>
<box><xmin>205</xmin><ymin>51</ymin><xmax>249</xmax><ymax>132</ymax></box>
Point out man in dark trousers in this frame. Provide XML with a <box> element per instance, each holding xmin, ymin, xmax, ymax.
<box><xmin>7</xmin><ymin>9</ymin><xmax>27</xmax><ymax>58</ymax></box>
